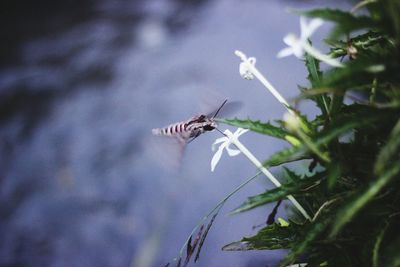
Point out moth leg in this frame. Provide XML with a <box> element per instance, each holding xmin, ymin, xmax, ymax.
<box><xmin>187</xmin><ymin>131</ymin><xmax>201</xmax><ymax>144</ymax></box>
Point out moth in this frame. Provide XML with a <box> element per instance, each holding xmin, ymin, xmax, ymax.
<box><xmin>152</xmin><ymin>99</ymin><xmax>227</xmax><ymax>144</ymax></box>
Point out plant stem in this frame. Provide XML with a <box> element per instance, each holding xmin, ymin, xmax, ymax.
<box><xmin>351</xmin><ymin>0</ymin><xmax>377</xmax><ymax>13</ymax></box>
<box><xmin>295</xmin><ymin>129</ymin><xmax>331</xmax><ymax>163</ymax></box>
<box><xmin>303</xmin><ymin>43</ymin><xmax>344</xmax><ymax>68</ymax></box>
<box><xmin>234</xmin><ymin>50</ymin><xmax>312</xmax><ymax>220</ymax></box>
<box><xmin>228</xmin><ymin>133</ymin><xmax>311</xmax><ymax>221</ymax></box>
<box><xmin>235</xmin><ymin>50</ymin><xmax>294</xmax><ymax>114</ymax></box>
<box><xmin>178</xmin><ymin>171</ymin><xmax>263</xmax><ymax>257</ymax></box>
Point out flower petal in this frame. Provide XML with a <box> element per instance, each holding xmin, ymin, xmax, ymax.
<box><xmin>300</xmin><ymin>16</ymin><xmax>307</xmax><ymax>38</ymax></box>
<box><xmin>283</xmin><ymin>33</ymin><xmax>297</xmax><ymax>46</ymax></box>
<box><xmin>307</xmin><ymin>18</ymin><xmax>324</xmax><ymax>35</ymax></box>
<box><xmin>239</xmin><ymin>62</ymin><xmax>254</xmax><ymax>80</ymax></box>
<box><xmin>301</xmin><ymin>17</ymin><xmax>323</xmax><ymax>40</ymax></box>
<box><xmin>211</xmin><ymin>145</ymin><xmax>225</xmax><ymax>172</ymax></box>
<box><xmin>279</xmin><ymin>34</ymin><xmax>303</xmax><ymax>59</ymax></box>
<box><xmin>303</xmin><ymin>42</ymin><xmax>344</xmax><ymax>68</ymax></box>
<box><xmin>212</xmin><ymin>136</ymin><xmax>228</xmax><ymax>151</ymax></box>
<box><xmin>210</xmin><ymin>128</ymin><xmax>248</xmax><ymax>172</ymax></box>
<box><xmin>226</xmin><ymin>145</ymin><xmax>241</xmax><ymax>157</ymax></box>
<box><xmin>239</xmin><ymin>58</ymin><xmax>256</xmax><ymax>80</ymax></box>
<box><xmin>277</xmin><ymin>47</ymin><xmax>294</xmax><ymax>58</ymax></box>
<box><xmin>223</xmin><ymin>129</ymin><xmax>233</xmax><ymax>136</ymax></box>
<box><xmin>236</xmin><ymin>128</ymin><xmax>249</xmax><ymax>137</ymax></box>
<box><xmin>292</xmin><ymin>44</ymin><xmax>305</xmax><ymax>58</ymax></box>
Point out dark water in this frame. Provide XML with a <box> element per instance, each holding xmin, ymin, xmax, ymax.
<box><xmin>0</xmin><ymin>1</ymin><xmax>350</xmax><ymax>266</ymax></box>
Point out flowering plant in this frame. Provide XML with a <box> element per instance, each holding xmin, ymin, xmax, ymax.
<box><xmin>168</xmin><ymin>2</ymin><xmax>400</xmax><ymax>266</ymax></box>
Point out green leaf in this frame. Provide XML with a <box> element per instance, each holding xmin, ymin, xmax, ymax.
<box><xmin>329</xmin><ymin>31</ymin><xmax>389</xmax><ymax>58</ymax></box>
<box><xmin>374</xmin><ymin>118</ymin><xmax>400</xmax><ymax>175</ymax></box>
<box><xmin>277</xmin><ymin>218</ymin><xmax>290</xmax><ymax>227</ymax></box>
<box><xmin>305</xmin><ymin>49</ymin><xmax>322</xmax><ymax>88</ymax></box>
<box><xmin>304</xmin><ymin>49</ymin><xmax>330</xmax><ymax>117</ymax></box>
<box><xmin>296</xmin><ymin>111</ymin><xmax>316</xmax><ymax>136</ymax></box>
<box><xmin>323</xmin><ymin>58</ymin><xmax>383</xmax><ymax>90</ymax></box>
<box><xmin>386</xmin><ymin>249</ymin><xmax>400</xmax><ymax>267</ymax></box>
<box><xmin>330</xmin><ymin>163</ymin><xmax>400</xmax><ymax>237</ymax></box>
<box><xmin>372</xmin><ymin>220</ymin><xmax>390</xmax><ymax>267</ymax></box>
<box><xmin>282</xmin><ymin>167</ymin><xmax>302</xmax><ymax>183</ymax></box>
<box><xmin>222</xmin><ymin>222</ymin><xmax>301</xmax><ymax>251</ymax></box>
<box><xmin>379</xmin><ymin>222</ymin><xmax>400</xmax><ymax>267</ymax></box>
<box><xmin>280</xmin><ymin>214</ymin><xmax>332</xmax><ymax>266</ymax></box>
<box><xmin>264</xmin><ymin>108</ymin><xmax>380</xmax><ymax>168</ymax></box>
<box><xmin>327</xmin><ymin>162</ymin><xmax>341</xmax><ymax>189</ymax></box>
<box><xmin>231</xmin><ymin>170</ymin><xmax>322</xmax><ymax>214</ymax></box>
<box><xmin>320</xmin><ymin>55</ymin><xmax>400</xmax><ymax>91</ymax></box>
<box><xmin>220</xmin><ymin>118</ymin><xmax>289</xmax><ymax>139</ymax></box>
<box><xmin>264</xmin><ymin>146</ymin><xmax>311</xmax><ymax>167</ymax></box>
<box><xmin>384</xmin><ymin>236</ymin><xmax>400</xmax><ymax>267</ymax></box>
<box><xmin>195</xmin><ymin>213</ymin><xmax>218</xmax><ymax>262</ymax></box>
<box><xmin>319</xmin><ymin>105</ymin><xmax>381</xmax><ymax>139</ymax></box>
<box><xmin>209</xmin><ymin>5</ymin><xmax>400</xmax><ymax>267</ymax></box>
<box><xmin>302</xmin><ymin>8</ymin><xmax>376</xmax><ymax>37</ymax></box>
<box><xmin>369</xmin><ymin>0</ymin><xmax>400</xmax><ymax>40</ymax></box>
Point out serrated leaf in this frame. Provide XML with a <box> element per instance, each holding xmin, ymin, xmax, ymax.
<box><xmin>382</xmin><ymin>235</ymin><xmax>400</xmax><ymax>267</ymax></box>
<box><xmin>302</xmin><ymin>8</ymin><xmax>376</xmax><ymax>37</ymax></box>
<box><xmin>283</xmin><ymin>167</ymin><xmax>302</xmax><ymax>183</ymax></box>
<box><xmin>231</xmin><ymin>172</ymin><xmax>322</xmax><ymax>214</ymax></box>
<box><xmin>183</xmin><ymin>225</ymin><xmax>204</xmax><ymax>267</ymax></box>
<box><xmin>176</xmin><ymin>257</ymin><xmax>181</xmax><ymax>267</ymax></box>
<box><xmin>221</xmin><ymin>118</ymin><xmax>288</xmax><ymax>139</ymax></box>
<box><xmin>296</xmin><ymin>111</ymin><xmax>316</xmax><ymax>136</ymax></box>
<box><xmin>285</xmin><ymin>135</ymin><xmax>302</xmax><ymax>147</ymax></box>
<box><xmin>305</xmin><ymin>49</ymin><xmax>322</xmax><ymax>88</ymax></box>
<box><xmin>320</xmin><ymin>56</ymin><xmax>400</xmax><ymax>91</ymax></box>
<box><xmin>264</xmin><ymin>146</ymin><xmax>311</xmax><ymax>167</ymax></box>
<box><xmin>264</xmin><ymin>110</ymin><xmax>379</xmax><ymax>168</ymax></box>
<box><xmin>324</xmin><ymin>60</ymin><xmax>379</xmax><ymax>90</ymax></box>
<box><xmin>267</xmin><ymin>200</ymin><xmax>282</xmax><ymax>225</ymax></box>
<box><xmin>304</xmin><ymin>50</ymin><xmax>330</xmax><ymax>117</ymax></box>
<box><xmin>280</xmin><ymin>214</ymin><xmax>332</xmax><ymax>266</ymax></box>
<box><xmin>327</xmin><ymin>162</ymin><xmax>341</xmax><ymax>189</ymax></box>
<box><xmin>330</xmin><ymin>163</ymin><xmax>400</xmax><ymax>237</ymax></box>
<box><xmin>374</xmin><ymin>118</ymin><xmax>400</xmax><ymax>175</ymax></box>
<box><xmin>194</xmin><ymin>213</ymin><xmax>217</xmax><ymax>262</ymax></box>
<box><xmin>372</xmin><ymin>220</ymin><xmax>389</xmax><ymax>267</ymax></box>
<box><xmin>222</xmin><ymin>222</ymin><xmax>301</xmax><ymax>251</ymax></box>
<box><xmin>277</xmin><ymin>218</ymin><xmax>290</xmax><ymax>227</ymax></box>
<box><xmin>329</xmin><ymin>31</ymin><xmax>388</xmax><ymax>58</ymax></box>
<box><xmin>368</xmin><ymin>0</ymin><xmax>400</xmax><ymax>40</ymax></box>
<box><xmin>319</xmin><ymin>106</ymin><xmax>381</xmax><ymax>141</ymax></box>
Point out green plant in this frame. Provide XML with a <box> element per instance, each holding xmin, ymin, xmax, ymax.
<box><xmin>168</xmin><ymin>1</ymin><xmax>400</xmax><ymax>266</ymax></box>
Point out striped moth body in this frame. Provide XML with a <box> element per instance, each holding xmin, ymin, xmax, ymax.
<box><xmin>152</xmin><ymin>100</ymin><xmax>227</xmax><ymax>143</ymax></box>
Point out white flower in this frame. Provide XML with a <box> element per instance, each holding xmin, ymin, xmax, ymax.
<box><xmin>283</xmin><ymin>111</ymin><xmax>300</xmax><ymax>131</ymax></box>
<box><xmin>209</xmin><ymin>125</ymin><xmax>311</xmax><ymax>220</ymax></box>
<box><xmin>239</xmin><ymin>57</ymin><xmax>256</xmax><ymax>80</ymax></box>
<box><xmin>211</xmin><ymin>128</ymin><xmax>249</xmax><ymax>172</ymax></box>
<box><xmin>277</xmin><ymin>17</ymin><xmax>344</xmax><ymax>68</ymax></box>
<box><xmin>277</xmin><ymin>17</ymin><xmax>323</xmax><ymax>59</ymax></box>
<box><xmin>278</xmin><ymin>33</ymin><xmax>304</xmax><ymax>58</ymax></box>
<box><xmin>235</xmin><ymin>50</ymin><xmax>294</xmax><ymax>112</ymax></box>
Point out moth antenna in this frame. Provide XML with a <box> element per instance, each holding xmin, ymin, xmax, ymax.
<box><xmin>215</xmin><ymin>127</ymin><xmax>228</xmax><ymax>137</ymax></box>
<box><xmin>212</xmin><ymin>99</ymin><xmax>228</xmax><ymax>118</ymax></box>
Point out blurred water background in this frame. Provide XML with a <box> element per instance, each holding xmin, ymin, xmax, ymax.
<box><xmin>0</xmin><ymin>0</ymin><xmax>350</xmax><ymax>266</ymax></box>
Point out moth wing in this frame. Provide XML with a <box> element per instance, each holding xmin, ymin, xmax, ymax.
<box><xmin>146</xmin><ymin>133</ymin><xmax>187</xmax><ymax>173</ymax></box>
<box><xmin>203</xmin><ymin>100</ymin><xmax>242</xmax><ymax>119</ymax></box>
<box><xmin>209</xmin><ymin>101</ymin><xmax>242</xmax><ymax>118</ymax></box>
<box><xmin>186</xmin><ymin>130</ymin><xmax>202</xmax><ymax>144</ymax></box>
<box><xmin>197</xmin><ymin>90</ymin><xmax>242</xmax><ymax>118</ymax></box>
